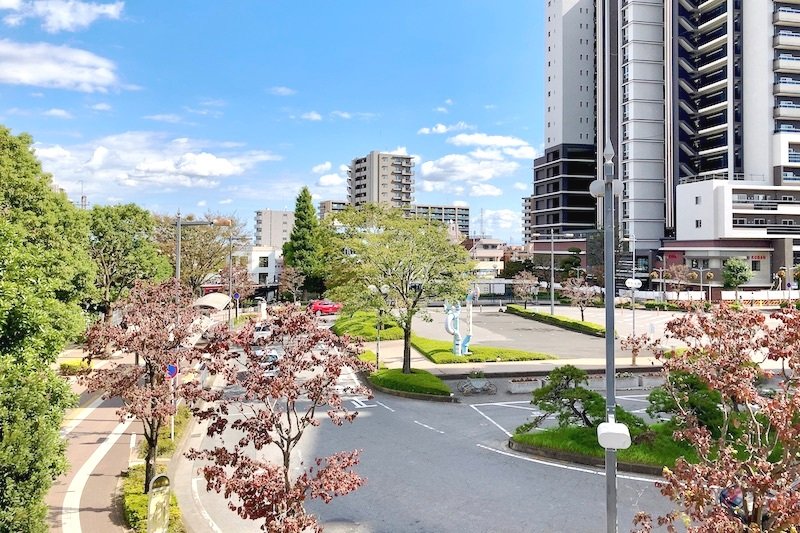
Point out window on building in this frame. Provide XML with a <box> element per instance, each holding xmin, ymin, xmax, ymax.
<box><xmin>258</xmin><ymin>273</ymin><xmax>269</xmax><ymax>284</ymax></box>
<box><xmin>695</xmin><ymin>220</ymin><xmax>702</xmax><ymax>228</ymax></box>
<box><xmin>752</xmin><ymin>260</ymin><xmax>761</xmax><ymax>272</ymax></box>
<box><xmin>258</xmin><ymin>257</ymin><xmax>269</xmax><ymax>268</ymax></box>
<box><xmin>695</xmin><ymin>196</ymin><xmax>701</xmax><ymax>205</ymax></box>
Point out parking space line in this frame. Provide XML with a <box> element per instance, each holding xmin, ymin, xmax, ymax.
<box><xmin>414</xmin><ymin>420</ymin><xmax>445</xmax><ymax>434</ymax></box>
<box><xmin>470</xmin><ymin>405</ymin><xmax>512</xmax><ymax>437</ymax></box>
<box><xmin>376</xmin><ymin>401</ymin><xmax>395</xmax><ymax>412</ymax></box>
<box><xmin>476</xmin><ymin>444</ymin><xmax>656</xmax><ymax>483</ymax></box>
<box><xmin>472</xmin><ymin>400</ymin><xmax>532</xmax><ymax>407</ymax></box>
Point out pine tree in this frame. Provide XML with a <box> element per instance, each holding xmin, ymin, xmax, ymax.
<box><xmin>283</xmin><ymin>187</ymin><xmax>323</xmax><ymax>295</ymax></box>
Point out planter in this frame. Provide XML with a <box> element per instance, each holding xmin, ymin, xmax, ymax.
<box><xmin>586</xmin><ymin>375</ymin><xmax>640</xmax><ymax>391</ymax></box>
<box><xmin>508</xmin><ymin>378</ymin><xmax>542</xmax><ymax>394</ymax></box>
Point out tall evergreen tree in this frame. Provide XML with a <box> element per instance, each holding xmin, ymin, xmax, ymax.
<box><xmin>283</xmin><ymin>187</ymin><xmax>324</xmax><ymax>294</ymax></box>
<box><xmin>0</xmin><ymin>126</ymin><xmax>93</xmax><ymax>531</ymax></box>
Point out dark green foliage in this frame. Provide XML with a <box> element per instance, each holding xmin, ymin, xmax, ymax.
<box><xmin>647</xmin><ymin>371</ymin><xmax>724</xmax><ymax>437</ymax></box>
<box><xmin>283</xmin><ymin>187</ymin><xmax>324</xmax><ymax>294</ymax></box>
<box><xmin>722</xmin><ymin>257</ymin><xmax>753</xmax><ymax>291</ymax></box>
<box><xmin>369</xmin><ymin>368</ymin><xmax>452</xmax><ymax>396</ymax></box>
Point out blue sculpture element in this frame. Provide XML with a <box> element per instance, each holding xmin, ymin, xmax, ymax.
<box><xmin>444</xmin><ymin>285</ymin><xmax>480</xmax><ymax>356</ymax></box>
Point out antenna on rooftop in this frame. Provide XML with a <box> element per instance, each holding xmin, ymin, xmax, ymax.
<box><xmin>480</xmin><ymin>208</ymin><xmax>485</xmax><ymax>237</ymax></box>
<box><xmin>80</xmin><ymin>181</ymin><xmax>87</xmax><ymax>209</ymax></box>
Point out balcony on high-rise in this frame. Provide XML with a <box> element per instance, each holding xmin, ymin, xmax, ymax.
<box><xmin>776</xmin><ymin>77</ymin><xmax>800</xmax><ymax>96</ymax></box>
<box><xmin>776</xmin><ymin>6</ymin><xmax>800</xmax><ymax>26</ymax></box>
<box><xmin>775</xmin><ymin>29</ymin><xmax>800</xmax><ymax>51</ymax></box>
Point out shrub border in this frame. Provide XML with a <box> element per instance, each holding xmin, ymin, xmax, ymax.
<box><xmin>507</xmin><ymin>439</ymin><xmax>662</xmax><ymax>476</ymax></box>
<box><xmin>505</xmin><ymin>305</ymin><xmax>606</xmax><ymax>337</ymax></box>
<box><xmin>363</xmin><ymin>372</ymin><xmax>459</xmax><ymax>403</ymax></box>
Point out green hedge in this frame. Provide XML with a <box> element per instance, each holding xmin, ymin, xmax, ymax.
<box><xmin>411</xmin><ymin>335</ymin><xmax>553</xmax><ymax>364</ymax></box>
<box><xmin>512</xmin><ymin>423</ymin><xmax>696</xmax><ymax>468</ymax></box>
<box><xmin>643</xmin><ymin>301</ymin><xmax>684</xmax><ymax>311</ymax></box>
<box><xmin>505</xmin><ymin>305</ymin><xmax>606</xmax><ymax>337</ymax></box>
<box><xmin>332</xmin><ymin>311</ymin><xmax>404</xmax><ymax>342</ymax></box>
<box><xmin>138</xmin><ymin>404</ymin><xmax>191</xmax><ymax>459</ymax></box>
<box><xmin>59</xmin><ymin>359</ymin><xmax>91</xmax><ymax>376</ymax></box>
<box><xmin>369</xmin><ymin>368</ymin><xmax>451</xmax><ymax>396</ymax></box>
<box><xmin>122</xmin><ymin>465</ymin><xmax>185</xmax><ymax>533</ymax></box>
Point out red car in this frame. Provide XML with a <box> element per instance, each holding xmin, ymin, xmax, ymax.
<box><xmin>308</xmin><ymin>300</ymin><xmax>343</xmax><ymax>316</ymax></box>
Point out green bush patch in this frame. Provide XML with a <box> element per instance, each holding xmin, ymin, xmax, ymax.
<box><xmin>410</xmin><ymin>335</ymin><xmax>553</xmax><ymax>364</ymax></box>
<box><xmin>332</xmin><ymin>311</ymin><xmax>404</xmax><ymax>342</ymax></box>
<box><xmin>122</xmin><ymin>464</ymin><xmax>185</xmax><ymax>533</ymax></box>
<box><xmin>369</xmin><ymin>368</ymin><xmax>451</xmax><ymax>396</ymax></box>
<box><xmin>505</xmin><ymin>304</ymin><xmax>606</xmax><ymax>337</ymax></box>
<box><xmin>512</xmin><ymin>423</ymin><xmax>695</xmax><ymax>468</ymax></box>
<box><xmin>59</xmin><ymin>358</ymin><xmax>92</xmax><ymax>376</ymax></box>
<box><xmin>138</xmin><ymin>404</ymin><xmax>191</xmax><ymax>459</ymax></box>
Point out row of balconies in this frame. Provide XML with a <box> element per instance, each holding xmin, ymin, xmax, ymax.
<box><xmin>776</xmin><ymin>6</ymin><xmax>800</xmax><ymax>27</ymax></box>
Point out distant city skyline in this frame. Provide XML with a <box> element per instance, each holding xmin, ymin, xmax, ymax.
<box><xmin>0</xmin><ymin>1</ymin><xmax>545</xmax><ymax>242</ymax></box>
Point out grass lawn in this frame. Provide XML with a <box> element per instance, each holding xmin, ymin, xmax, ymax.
<box><xmin>332</xmin><ymin>311</ymin><xmax>404</xmax><ymax>342</ymax></box>
<box><xmin>410</xmin><ymin>334</ymin><xmax>554</xmax><ymax>364</ymax></box>
<box><xmin>512</xmin><ymin>423</ymin><xmax>696</xmax><ymax>468</ymax></box>
<box><xmin>369</xmin><ymin>368</ymin><xmax>451</xmax><ymax>396</ymax></box>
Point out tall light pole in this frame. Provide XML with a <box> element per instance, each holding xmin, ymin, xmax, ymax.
<box><xmin>691</xmin><ymin>266</ymin><xmax>713</xmax><ymax>303</ymax></box>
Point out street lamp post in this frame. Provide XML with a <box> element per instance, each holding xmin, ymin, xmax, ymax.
<box><xmin>691</xmin><ymin>266</ymin><xmax>714</xmax><ymax>303</ymax></box>
<box><xmin>537</xmin><ymin>229</ymin><xmax>574</xmax><ymax>315</ymax></box>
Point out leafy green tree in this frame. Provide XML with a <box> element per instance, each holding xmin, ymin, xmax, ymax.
<box><xmin>0</xmin><ymin>126</ymin><xmax>93</xmax><ymax>531</ymax></box>
<box><xmin>152</xmin><ymin>213</ymin><xmax>247</xmax><ymax>295</ymax></box>
<box><xmin>283</xmin><ymin>187</ymin><xmax>324</xmax><ymax>295</ymax></box>
<box><xmin>722</xmin><ymin>257</ymin><xmax>753</xmax><ymax>298</ymax></box>
<box><xmin>646</xmin><ymin>371</ymin><xmax>723</xmax><ymax>437</ymax></box>
<box><xmin>324</xmin><ymin>205</ymin><xmax>474</xmax><ymax>374</ymax></box>
<box><xmin>89</xmin><ymin>204</ymin><xmax>171</xmax><ymax>321</ymax></box>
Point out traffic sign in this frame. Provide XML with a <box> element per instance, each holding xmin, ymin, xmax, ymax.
<box><xmin>233</xmin><ymin>292</ymin><xmax>240</xmax><ymax>300</ymax></box>
<box><xmin>625</xmin><ymin>278</ymin><xmax>642</xmax><ymax>289</ymax></box>
<box><xmin>165</xmin><ymin>364</ymin><xmax>178</xmax><ymax>379</ymax></box>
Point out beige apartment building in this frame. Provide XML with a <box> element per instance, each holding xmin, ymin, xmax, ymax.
<box><xmin>348</xmin><ymin>151</ymin><xmax>414</xmax><ymax>209</ymax></box>
<box><xmin>318</xmin><ymin>200</ymin><xmax>347</xmax><ymax>219</ymax></box>
<box><xmin>254</xmin><ymin>209</ymin><xmax>294</xmax><ymax>247</ymax></box>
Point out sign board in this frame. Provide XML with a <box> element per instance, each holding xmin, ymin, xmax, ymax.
<box><xmin>625</xmin><ymin>278</ymin><xmax>643</xmax><ymax>289</ymax></box>
<box><xmin>165</xmin><ymin>364</ymin><xmax>178</xmax><ymax>380</ymax></box>
<box><xmin>233</xmin><ymin>292</ymin><xmax>240</xmax><ymax>300</ymax></box>
<box><xmin>147</xmin><ymin>474</ymin><xmax>170</xmax><ymax>533</ymax></box>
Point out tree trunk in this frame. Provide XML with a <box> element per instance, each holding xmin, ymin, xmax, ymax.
<box><xmin>144</xmin><ymin>437</ymin><xmax>157</xmax><ymax>494</ymax></box>
<box><xmin>402</xmin><ymin>326</ymin><xmax>412</xmax><ymax>374</ymax></box>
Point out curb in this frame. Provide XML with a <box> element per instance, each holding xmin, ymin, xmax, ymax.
<box><xmin>507</xmin><ymin>439</ymin><xmax>663</xmax><ymax>477</ymax></box>
<box><xmin>505</xmin><ymin>305</ymin><xmax>606</xmax><ymax>337</ymax></box>
<box><xmin>435</xmin><ymin>365</ymin><xmax>664</xmax><ymax>381</ymax></box>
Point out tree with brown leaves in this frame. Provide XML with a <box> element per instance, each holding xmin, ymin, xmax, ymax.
<box><xmin>560</xmin><ymin>276</ymin><xmax>596</xmax><ymax>321</ymax></box>
<box><xmin>187</xmin><ymin>305</ymin><xmax>372</xmax><ymax>532</ymax></box>
<box><xmin>666</xmin><ymin>263</ymin><xmax>693</xmax><ymax>301</ymax></box>
<box><xmin>84</xmin><ymin>279</ymin><xmax>225</xmax><ymax>493</ymax></box>
<box><xmin>512</xmin><ymin>271</ymin><xmax>539</xmax><ymax>309</ymax></box>
<box><xmin>278</xmin><ymin>265</ymin><xmax>305</xmax><ymax>302</ymax></box>
<box><xmin>633</xmin><ymin>304</ymin><xmax>800</xmax><ymax>532</ymax></box>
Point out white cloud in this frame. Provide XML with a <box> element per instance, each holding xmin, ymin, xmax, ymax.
<box><xmin>197</xmin><ymin>200</ymin><xmax>207</xmax><ymax>207</ymax></box>
<box><xmin>417</xmin><ymin>121</ymin><xmax>472</xmax><ymax>135</ymax></box>
<box><xmin>312</xmin><ymin>161</ymin><xmax>331</xmax><ymax>174</ymax></box>
<box><xmin>43</xmin><ymin>107</ymin><xmax>72</xmax><ymax>118</ymax></box>
<box><xmin>300</xmin><ymin>111</ymin><xmax>321</xmax><ymax>121</ymax></box>
<box><xmin>469</xmin><ymin>148</ymin><xmax>504</xmax><ymax>161</ymax></box>
<box><xmin>434</xmin><ymin>106</ymin><xmax>448</xmax><ymax>113</ymax></box>
<box><xmin>484</xmin><ymin>104</ymin><xmax>497</xmax><ymax>110</ymax></box>
<box><xmin>419</xmin><ymin>153</ymin><xmax>519</xmax><ymax>183</ymax></box>
<box><xmin>0</xmin><ymin>1</ymin><xmax>22</xmax><ymax>9</ymax></box>
<box><xmin>3</xmin><ymin>1</ymin><xmax>124</xmax><ymax>32</ymax></box>
<box><xmin>36</xmin><ymin>131</ymin><xmax>281</xmax><ymax>196</ymax></box>
<box><xmin>513</xmin><ymin>181</ymin><xmax>529</xmax><ymax>191</ymax></box>
<box><xmin>0</xmin><ymin>39</ymin><xmax>119</xmax><ymax>92</ymax></box>
<box><xmin>483</xmin><ymin>209</ymin><xmax>522</xmax><ymax>235</ymax></box>
<box><xmin>470</xmin><ymin>183</ymin><xmax>503</xmax><ymax>197</ymax></box>
<box><xmin>453</xmin><ymin>200</ymin><xmax>469</xmax><ymax>208</ymax></box>
<box><xmin>330</xmin><ymin>110</ymin><xmax>351</xmax><ymax>119</ymax></box>
<box><xmin>448</xmin><ymin>132</ymin><xmax>529</xmax><ymax>148</ymax></box>
<box><xmin>90</xmin><ymin>102</ymin><xmax>111</xmax><ymax>111</ymax></box>
<box><xmin>317</xmin><ymin>173</ymin><xmax>344</xmax><ymax>187</ymax></box>
<box><xmin>503</xmin><ymin>145</ymin><xmax>539</xmax><ymax>159</ymax></box>
<box><xmin>219</xmin><ymin>198</ymin><xmax>233</xmax><ymax>205</ymax></box>
<box><xmin>444</xmin><ymin>98</ymin><xmax>454</xmax><ymax>106</ymax></box>
<box><xmin>144</xmin><ymin>113</ymin><xmax>183</xmax><ymax>123</ymax></box>
<box><xmin>269</xmin><ymin>86</ymin><xmax>296</xmax><ymax>96</ymax></box>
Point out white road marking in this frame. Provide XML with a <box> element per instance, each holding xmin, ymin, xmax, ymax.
<box><xmin>60</xmin><ymin>396</ymin><xmax>106</xmax><ymax>437</ymax></box>
<box><xmin>62</xmin><ymin>417</ymin><xmax>133</xmax><ymax>533</ymax></box>
<box><xmin>488</xmin><ymin>403</ymin><xmax>538</xmax><ymax>412</ymax></box>
<box><xmin>192</xmin><ymin>477</ymin><xmax>224</xmax><ymax>533</ymax></box>
<box><xmin>470</xmin><ymin>405</ymin><xmax>512</xmax><ymax>437</ymax></box>
<box><xmin>376</xmin><ymin>401</ymin><xmax>395</xmax><ymax>412</ymax></box>
<box><xmin>350</xmin><ymin>397</ymin><xmax>376</xmax><ymax>409</ymax></box>
<box><xmin>472</xmin><ymin>400</ymin><xmax>532</xmax><ymax>407</ymax></box>
<box><xmin>414</xmin><ymin>420</ymin><xmax>445</xmax><ymax>434</ymax></box>
<box><xmin>476</xmin><ymin>444</ymin><xmax>656</xmax><ymax>483</ymax></box>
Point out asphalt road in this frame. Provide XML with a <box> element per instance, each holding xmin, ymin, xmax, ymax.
<box><xmin>179</xmin><ymin>383</ymin><xmax>673</xmax><ymax>533</ymax></box>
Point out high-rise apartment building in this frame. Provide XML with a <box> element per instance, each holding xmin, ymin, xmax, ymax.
<box><xmin>347</xmin><ymin>151</ymin><xmax>414</xmax><ymax>209</ymax></box>
<box><xmin>254</xmin><ymin>209</ymin><xmax>294</xmax><ymax>247</ymax></box>
<box><xmin>405</xmin><ymin>204</ymin><xmax>470</xmax><ymax>236</ymax></box>
<box><xmin>318</xmin><ymin>200</ymin><xmax>347</xmax><ymax>219</ymax></box>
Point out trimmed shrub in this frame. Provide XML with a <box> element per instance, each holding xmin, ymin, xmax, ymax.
<box><xmin>505</xmin><ymin>304</ymin><xmax>606</xmax><ymax>337</ymax></box>
<box><xmin>643</xmin><ymin>301</ymin><xmax>683</xmax><ymax>312</ymax></box>
<box><xmin>59</xmin><ymin>359</ymin><xmax>91</xmax><ymax>376</ymax></box>
<box><xmin>410</xmin><ymin>335</ymin><xmax>554</xmax><ymax>364</ymax></box>
<box><xmin>369</xmin><ymin>368</ymin><xmax>451</xmax><ymax>396</ymax></box>
<box><xmin>122</xmin><ymin>465</ymin><xmax>185</xmax><ymax>533</ymax></box>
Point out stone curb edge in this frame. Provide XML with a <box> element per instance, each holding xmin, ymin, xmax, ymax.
<box><xmin>507</xmin><ymin>439</ymin><xmax>663</xmax><ymax>477</ymax></box>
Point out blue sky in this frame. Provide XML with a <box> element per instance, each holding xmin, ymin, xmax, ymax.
<box><xmin>0</xmin><ymin>1</ymin><xmax>544</xmax><ymax>242</ymax></box>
